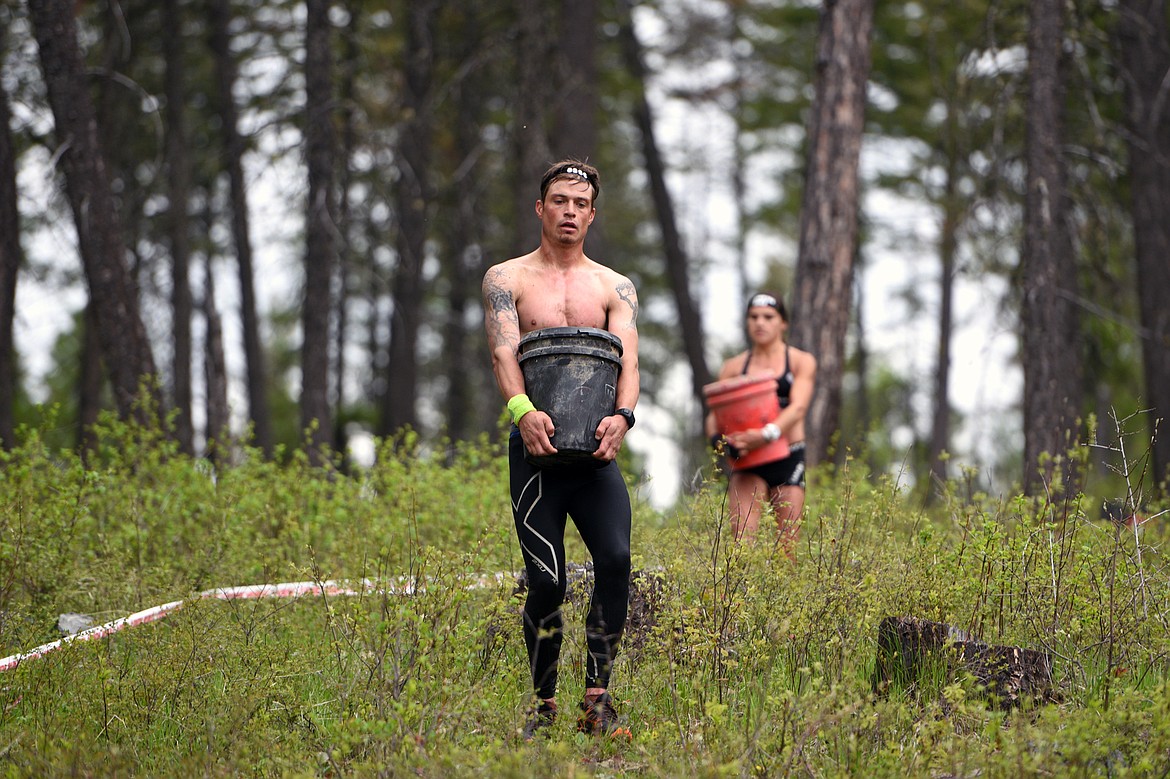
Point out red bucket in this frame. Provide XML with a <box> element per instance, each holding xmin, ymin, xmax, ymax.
<box><xmin>703</xmin><ymin>375</ymin><xmax>790</xmax><ymax>470</ymax></box>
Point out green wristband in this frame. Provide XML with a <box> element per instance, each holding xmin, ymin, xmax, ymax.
<box><xmin>507</xmin><ymin>393</ymin><xmax>537</xmax><ymax>425</ymax></box>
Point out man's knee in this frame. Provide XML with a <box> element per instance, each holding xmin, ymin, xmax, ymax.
<box><xmin>525</xmin><ymin>569</ymin><xmax>567</xmax><ymax>613</ymax></box>
<box><xmin>593</xmin><ymin>547</ymin><xmax>631</xmax><ymax>582</ymax></box>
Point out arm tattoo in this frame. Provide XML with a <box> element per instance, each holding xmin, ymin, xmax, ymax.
<box><xmin>483</xmin><ymin>269</ymin><xmax>520</xmax><ymax>350</ymax></box>
<box><xmin>616</xmin><ymin>279</ymin><xmax>638</xmax><ymax>327</ymax></box>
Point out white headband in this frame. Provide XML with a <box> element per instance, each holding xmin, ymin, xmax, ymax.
<box><xmin>749</xmin><ymin>293</ymin><xmax>779</xmax><ymax>309</ymax></box>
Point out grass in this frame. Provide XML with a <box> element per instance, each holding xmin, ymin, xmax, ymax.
<box><xmin>1</xmin><ymin>413</ymin><xmax>1169</xmax><ymax>776</ymax></box>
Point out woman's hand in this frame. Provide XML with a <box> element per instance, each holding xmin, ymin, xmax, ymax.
<box><xmin>725</xmin><ymin>428</ymin><xmax>767</xmax><ymax>453</ymax></box>
<box><xmin>720</xmin><ymin>425</ymin><xmax>776</xmax><ymax>456</ymax></box>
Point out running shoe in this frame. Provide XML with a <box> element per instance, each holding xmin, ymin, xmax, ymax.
<box><xmin>576</xmin><ymin>692</ymin><xmax>631</xmax><ymax>739</ymax></box>
<box><xmin>522</xmin><ymin>699</ymin><xmax>557</xmax><ymax>740</ymax></box>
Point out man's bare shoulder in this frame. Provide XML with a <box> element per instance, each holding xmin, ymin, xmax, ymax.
<box><xmin>588</xmin><ymin>259</ymin><xmax>631</xmax><ymax>286</ymax></box>
<box><xmin>582</xmin><ymin>259</ymin><xmax>634</xmax><ymax>299</ymax></box>
<box><xmin>597</xmin><ymin>263</ymin><xmax>638</xmax><ymax>329</ymax></box>
<box><xmin>483</xmin><ymin>252</ymin><xmax>537</xmax><ymax>289</ymax></box>
<box><xmin>486</xmin><ymin>252</ymin><xmax>538</xmax><ymax>274</ymax></box>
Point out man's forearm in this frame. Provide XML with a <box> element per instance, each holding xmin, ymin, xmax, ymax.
<box><xmin>492</xmin><ymin>347</ymin><xmax>527</xmax><ymax>401</ymax></box>
<box><xmin>615</xmin><ymin>367</ymin><xmax>640</xmax><ymax>412</ymax></box>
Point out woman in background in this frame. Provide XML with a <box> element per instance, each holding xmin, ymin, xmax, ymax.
<box><xmin>705</xmin><ymin>292</ymin><xmax>817</xmax><ymax>551</ymax></box>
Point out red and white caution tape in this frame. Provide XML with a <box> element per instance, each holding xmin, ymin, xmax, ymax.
<box><xmin>0</xmin><ymin>572</ymin><xmax>517</xmax><ymax>673</ymax></box>
<box><xmin>0</xmin><ymin>598</ymin><xmax>187</xmax><ymax>673</ymax></box>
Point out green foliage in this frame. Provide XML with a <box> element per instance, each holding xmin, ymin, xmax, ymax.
<box><xmin>3</xmin><ymin>418</ymin><xmax>1170</xmax><ymax>776</ymax></box>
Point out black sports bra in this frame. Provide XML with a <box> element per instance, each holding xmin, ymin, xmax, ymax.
<box><xmin>742</xmin><ymin>347</ymin><xmax>794</xmax><ymax>409</ymax></box>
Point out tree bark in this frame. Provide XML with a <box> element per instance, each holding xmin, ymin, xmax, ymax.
<box><xmin>510</xmin><ymin>0</ymin><xmax>555</xmax><ymax>255</ymax></box>
<box><xmin>301</xmin><ymin>0</ymin><xmax>338</xmax><ymax>461</ymax></box>
<box><xmin>555</xmin><ymin>0</ymin><xmax>606</xmax><ymax>262</ymax></box>
<box><xmin>79</xmin><ymin>301</ymin><xmax>102</xmax><ymax>454</ymax></box>
<box><xmin>332</xmin><ymin>2</ymin><xmax>361</xmax><ymax>458</ymax></box>
<box><xmin>1117</xmin><ymin>0</ymin><xmax>1170</xmax><ymax>488</ymax></box>
<box><xmin>790</xmin><ymin>0</ymin><xmax>875</xmax><ymax>467</ymax></box>
<box><xmin>929</xmin><ymin>149</ymin><xmax>960</xmax><ymax>490</ymax></box>
<box><xmin>203</xmin><ymin>254</ymin><xmax>231</xmax><ymax>460</ymax></box>
<box><xmin>730</xmin><ymin>3</ymin><xmax>750</xmax><ymax>310</ymax></box>
<box><xmin>382</xmin><ymin>0</ymin><xmax>437</xmax><ymax>437</ymax></box>
<box><xmin>0</xmin><ymin>53</ymin><xmax>22</xmax><ymax>450</ymax></box>
<box><xmin>553</xmin><ymin>0</ymin><xmax>599</xmax><ymax>161</ymax></box>
<box><xmin>28</xmin><ymin>0</ymin><xmax>161</xmax><ymax>427</ymax></box>
<box><xmin>853</xmin><ymin>261</ymin><xmax>873</xmax><ymax>476</ymax></box>
<box><xmin>162</xmin><ymin>0</ymin><xmax>195</xmax><ymax>455</ymax></box>
<box><xmin>208</xmin><ymin>0</ymin><xmax>273</xmax><ymax>456</ymax></box>
<box><xmin>871</xmin><ymin>616</ymin><xmax>1056</xmax><ymax>709</ymax></box>
<box><xmin>1021</xmin><ymin>0</ymin><xmax>1082</xmax><ymax>495</ymax></box>
<box><xmin>618</xmin><ymin>0</ymin><xmax>712</xmax><ymax>412</ymax></box>
<box><xmin>442</xmin><ymin>8</ymin><xmax>490</xmax><ymax>445</ymax></box>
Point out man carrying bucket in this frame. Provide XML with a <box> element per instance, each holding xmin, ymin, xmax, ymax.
<box><xmin>704</xmin><ymin>292</ymin><xmax>817</xmax><ymax>551</ymax></box>
<box><xmin>481</xmin><ymin>159</ymin><xmax>640</xmax><ymax>740</ymax></box>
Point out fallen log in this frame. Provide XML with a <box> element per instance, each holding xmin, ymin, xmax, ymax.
<box><xmin>872</xmin><ymin>615</ymin><xmax>1058</xmax><ymax>709</ymax></box>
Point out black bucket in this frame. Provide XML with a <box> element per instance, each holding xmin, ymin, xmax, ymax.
<box><xmin>518</xmin><ymin>326</ymin><xmax>624</xmax><ymax>467</ymax></box>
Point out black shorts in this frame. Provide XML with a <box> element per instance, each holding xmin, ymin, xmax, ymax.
<box><xmin>736</xmin><ymin>441</ymin><xmax>806</xmax><ymax>489</ymax></box>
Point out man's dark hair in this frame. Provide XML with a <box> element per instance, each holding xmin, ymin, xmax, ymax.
<box><xmin>539</xmin><ymin>159</ymin><xmax>601</xmax><ymax>203</ymax></box>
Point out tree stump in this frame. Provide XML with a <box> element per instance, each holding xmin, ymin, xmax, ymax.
<box><xmin>872</xmin><ymin>616</ymin><xmax>1057</xmax><ymax>709</ymax></box>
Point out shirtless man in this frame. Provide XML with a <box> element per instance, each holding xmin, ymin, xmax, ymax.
<box><xmin>482</xmin><ymin>159</ymin><xmax>639</xmax><ymax>740</ymax></box>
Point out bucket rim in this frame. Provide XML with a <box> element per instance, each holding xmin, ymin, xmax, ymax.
<box><xmin>702</xmin><ymin>374</ymin><xmax>778</xmax><ymax>398</ymax></box>
<box><xmin>519</xmin><ymin>326</ymin><xmax>623</xmax><ymax>356</ymax></box>
<box><xmin>518</xmin><ymin>344</ymin><xmax>623</xmax><ymax>365</ymax></box>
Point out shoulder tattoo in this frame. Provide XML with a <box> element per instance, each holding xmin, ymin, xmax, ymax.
<box><xmin>616</xmin><ymin>279</ymin><xmax>638</xmax><ymax>326</ymax></box>
<box><xmin>483</xmin><ymin>268</ymin><xmax>519</xmax><ymax>345</ymax></box>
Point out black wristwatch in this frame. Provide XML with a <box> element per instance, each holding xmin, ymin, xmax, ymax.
<box><xmin>615</xmin><ymin>408</ymin><xmax>636</xmax><ymax>429</ymax></box>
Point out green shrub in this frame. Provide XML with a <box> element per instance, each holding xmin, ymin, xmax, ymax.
<box><xmin>2</xmin><ymin>416</ymin><xmax>1170</xmax><ymax>776</ymax></box>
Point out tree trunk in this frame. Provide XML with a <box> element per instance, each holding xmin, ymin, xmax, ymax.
<box><xmin>332</xmin><ymin>2</ymin><xmax>361</xmax><ymax>458</ymax></box>
<box><xmin>929</xmin><ymin>151</ymin><xmax>960</xmax><ymax>491</ymax></box>
<box><xmin>442</xmin><ymin>179</ymin><xmax>478</xmax><ymax>446</ymax></box>
<box><xmin>301</xmin><ymin>0</ymin><xmax>337</xmax><ymax>461</ymax></box>
<box><xmin>1117</xmin><ymin>0</ymin><xmax>1170</xmax><ymax>488</ymax></box>
<box><xmin>555</xmin><ymin>0</ymin><xmax>606</xmax><ymax>261</ymax></box>
<box><xmin>208</xmin><ymin>0</ymin><xmax>273</xmax><ymax>456</ymax></box>
<box><xmin>442</xmin><ymin>9</ymin><xmax>489</xmax><ymax>445</ymax></box>
<box><xmin>854</xmin><ymin>260</ymin><xmax>874</xmax><ymax>476</ymax></box>
<box><xmin>618</xmin><ymin>0</ymin><xmax>712</xmax><ymax>411</ymax></box>
<box><xmin>731</xmin><ymin>52</ymin><xmax>750</xmax><ymax>312</ymax></box>
<box><xmin>79</xmin><ymin>302</ymin><xmax>102</xmax><ymax>454</ymax></box>
<box><xmin>790</xmin><ymin>0</ymin><xmax>875</xmax><ymax>467</ymax></box>
<box><xmin>202</xmin><ymin>254</ymin><xmax>231</xmax><ymax>459</ymax></box>
<box><xmin>28</xmin><ymin>0</ymin><xmax>160</xmax><ymax>427</ymax></box>
<box><xmin>0</xmin><ymin>56</ymin><xmax>21</xmax><ymax>450</ymax></box>
<box><xmin>553</xmin><ymin>0</ymin><xmax>599</xmax><ymax>161</ymax></box>
<box><xmin>383</xmin><ymin>0</ymin><xmax>437</xmax><ymax>437</ymax></box>
<box><xmin>162</xmin><ymin>0</ymin><xmax>194</xmax><ymax>455</ymax></box>
<box><xmin>1021</xmin><ymin>0</ymin><xmax>1082</xmax><ymax>495</ymax></box>
<box><xmin>511</xmin><ymin>0</ymin><xmax>555</xmax><ymax>255</ymax></box>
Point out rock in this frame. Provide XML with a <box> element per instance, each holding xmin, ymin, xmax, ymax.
<box><xmin>57</xmin><ymin>613</ymin><xmax>95</xmax><ymax>635</ymax></box>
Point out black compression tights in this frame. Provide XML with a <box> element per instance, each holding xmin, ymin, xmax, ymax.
<box><xmin>509</xmin><ymin>434</ymin><xmax>632</xmax><ymax>701</ymax></box>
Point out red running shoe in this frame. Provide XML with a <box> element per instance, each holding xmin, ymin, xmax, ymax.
<box><xmin>576</xmin><ymin>692</ymin><xmax>631</xmax><ymax>739</ymax></box>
